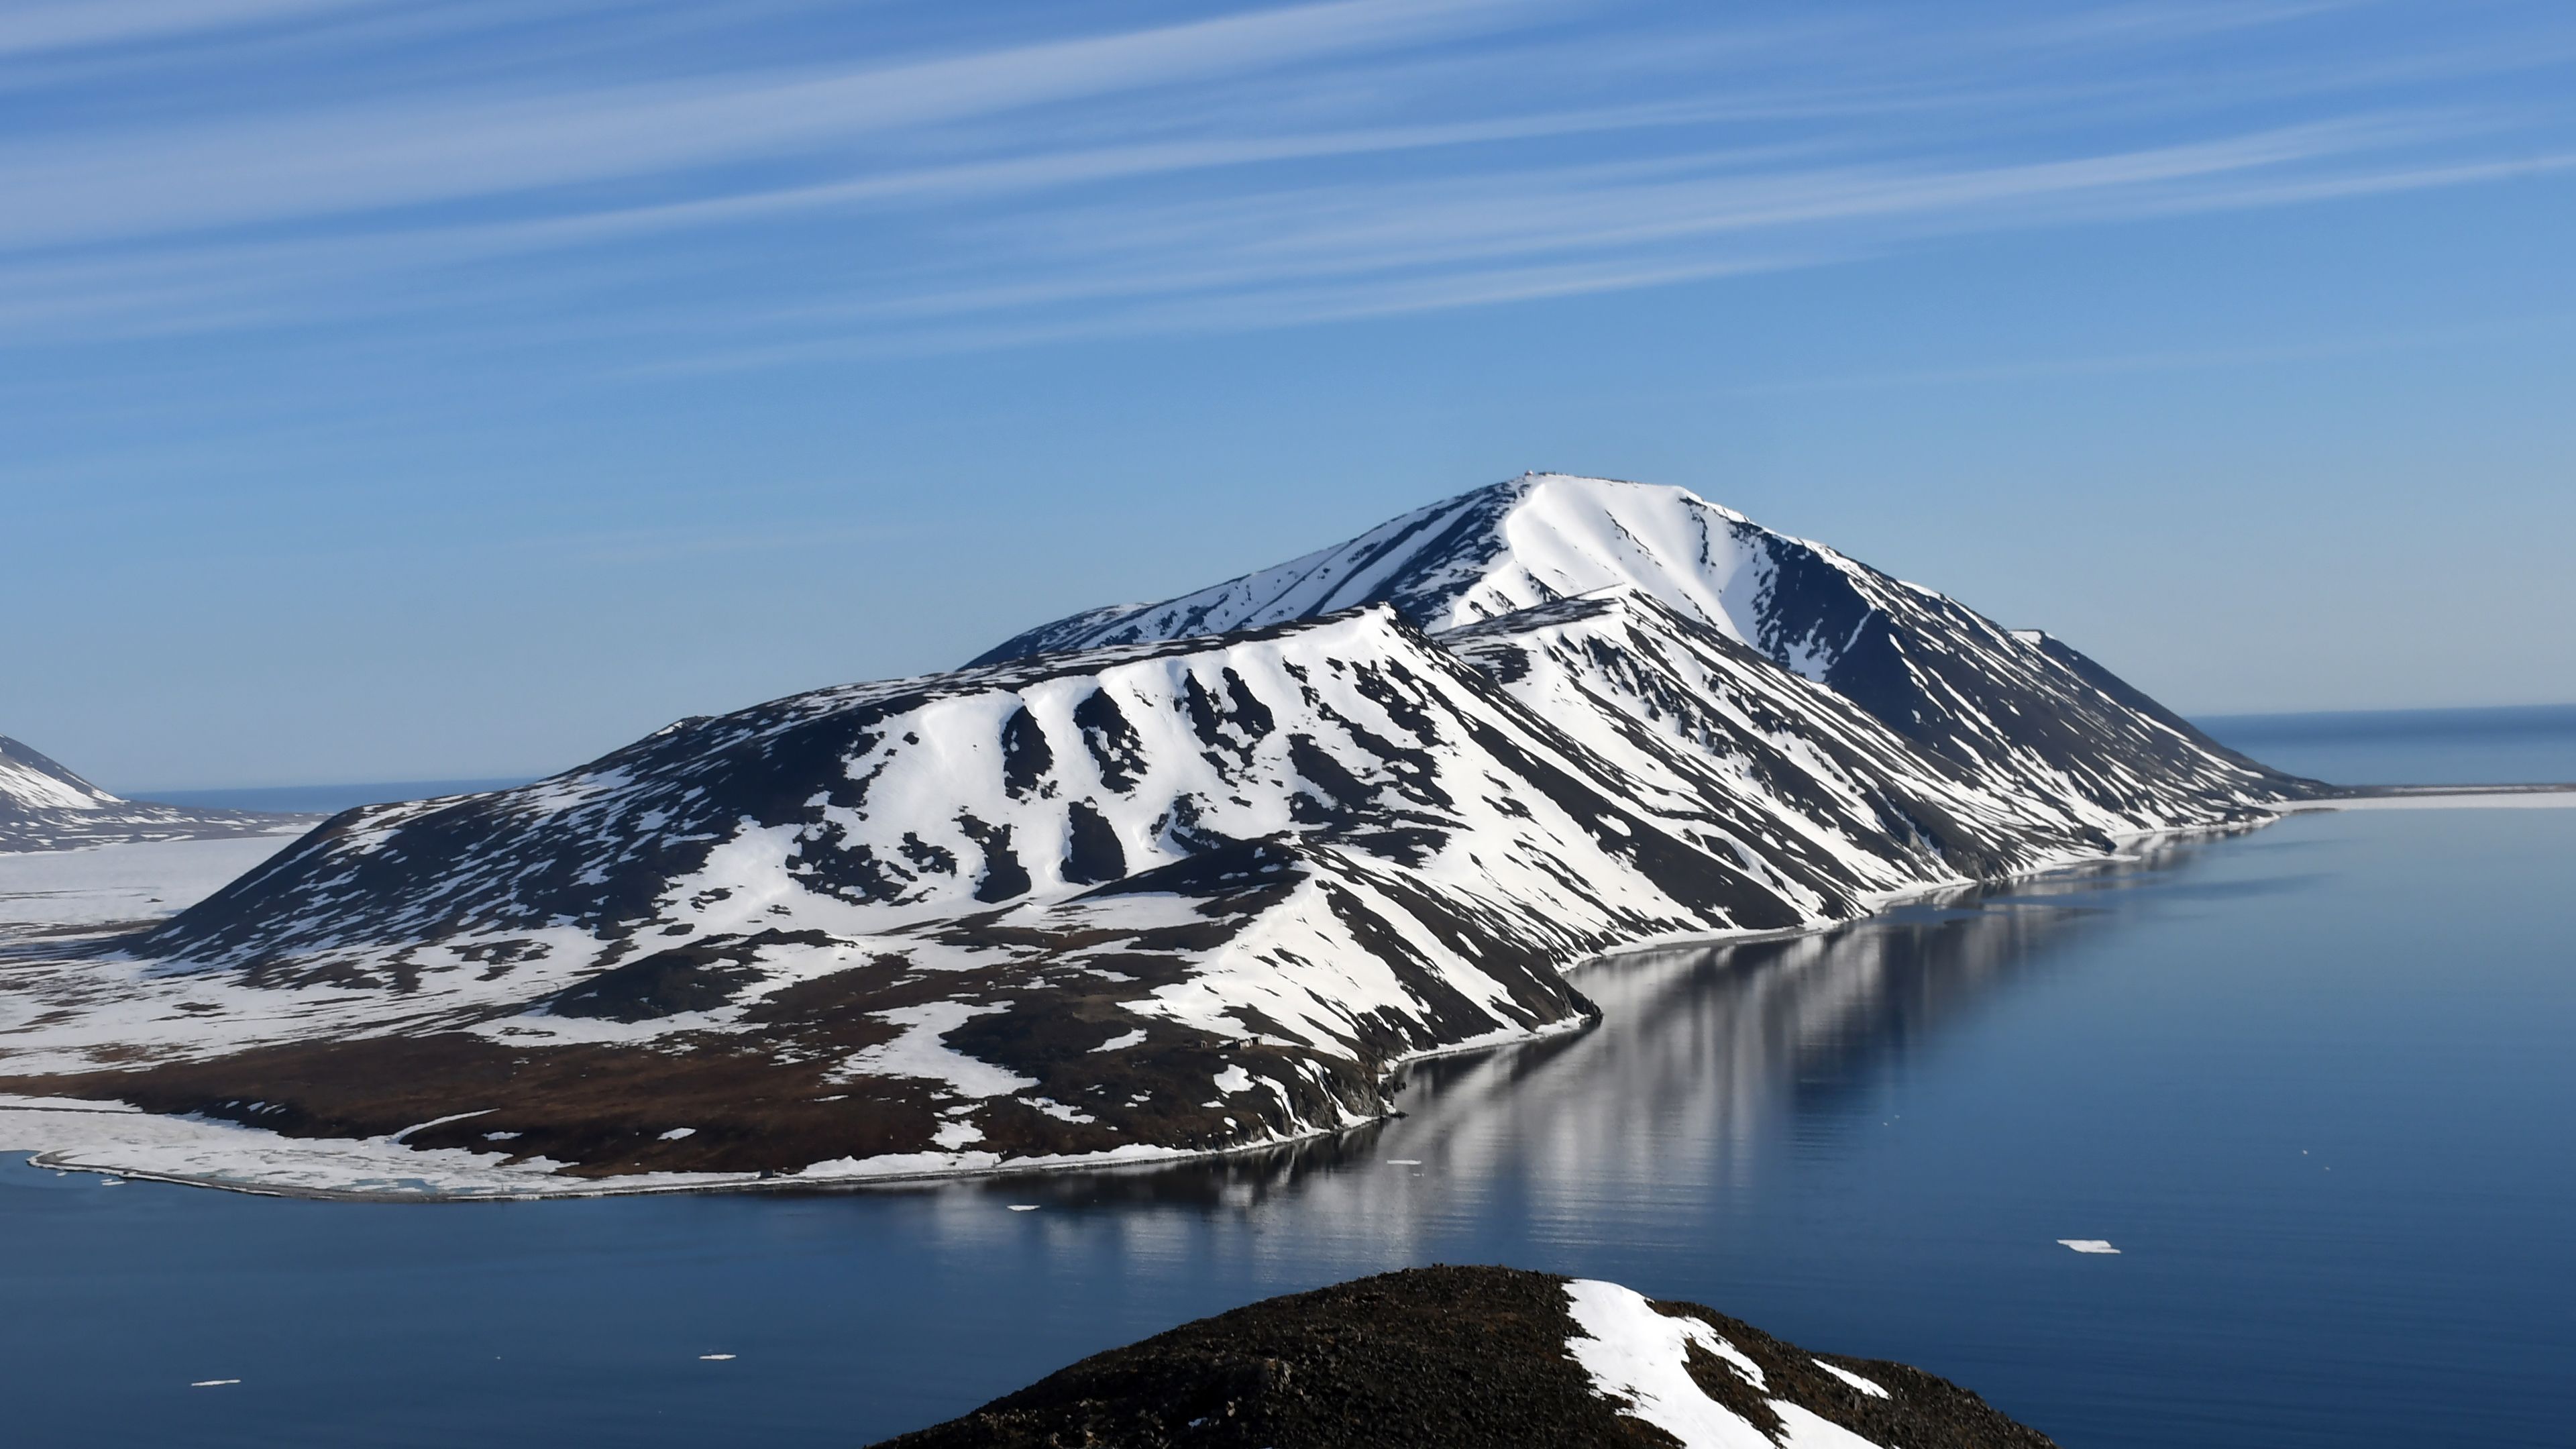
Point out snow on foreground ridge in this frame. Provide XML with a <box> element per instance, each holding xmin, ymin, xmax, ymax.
<box><xmin>0</xmin><ymin>476</ymin><xmax>2310</xmax><ymax>1196</ymax></box>
<box><xmin>876</xmin><ymin>1265</ymin><xmax>2055</xmax><ymax>1448</ymax></box>
<box><xmin>1566</xmin><ymin>1279</ymin><xmax>1887</xmax><ymax>1449</ymax></box>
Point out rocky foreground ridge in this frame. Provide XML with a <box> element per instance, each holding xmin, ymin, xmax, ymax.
<box><xmin>877</xmin><ymin>1265</ymin><xmax>2057</xmax><ymax>1449</ymax></box>
<box><xmin>0</xmin><ymin>475</ymin><xmax>2316</xmax><ymax>1193</ymax></box>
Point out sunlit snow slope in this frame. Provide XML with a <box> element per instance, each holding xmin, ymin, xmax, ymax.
<box><xmin>977</xmin><ymin>473</ymin><xmax>2297</xmax><ymax>822</ymax></box>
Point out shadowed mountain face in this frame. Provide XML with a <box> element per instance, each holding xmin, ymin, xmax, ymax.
<box><xmin>975</xmin><ymin>474</ymin><xmax>2310</xmax><ymax>815</ymax></box>
<box><xmin>0</xmin><ymin>736</ymin><xmax>307</xmax><ymax>852</ymax></box>
<box><xmin>0</xmin><ymin>478</ymin><xmax>2309</xmax><ymax>1192</ymax></box>
<box><xmin>875</xmin><ymin>1265</ymin><xmax>2057</xmax><ymax>1449</ymax></box>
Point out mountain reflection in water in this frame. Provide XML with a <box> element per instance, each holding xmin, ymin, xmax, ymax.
<box><xmin>939</xmin><ymin>830</ymin><xmax>2237</xmax><ymax>1228</ymax></box>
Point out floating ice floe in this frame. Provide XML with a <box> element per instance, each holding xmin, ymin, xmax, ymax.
<box><xmin>2057</xmin><ymin>1238</ymin><xmax>2121</xmax><ymax>1254</ymax></box>
<box><xmin>698</xmin><ymin>1354</ymin><xmax>735</xmax><ymax>1362</ymax></box>
<box><xmin>189</xmin><ymin>1379</ymin><xmax>240</xmax><ymax>1387</ymax></box>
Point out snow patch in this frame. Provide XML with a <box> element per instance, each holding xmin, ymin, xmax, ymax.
<box><xmin>1563</xmin><ymin>1279</ymin><xmax>1788</xmax><ymax>1449</ymax></box>
<box><xmin>1813</xmin><ymin>1360</ymin><xmax>1888</xmax><ymax>1399</ymax></box>
<box><xmin>1564</xmin><ymin>1279</ymin><xmax>1898</xmax><ymax>1449</ymax></box>
<box><xmin>835</xmin><ymin>1002</ymin><xmax>1036</xmax><ymax>1097</ymax></box>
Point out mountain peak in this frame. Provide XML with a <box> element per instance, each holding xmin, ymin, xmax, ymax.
<box><xmin>968</xmin><ymin>472</ymin><xmax>1839</xmax><ymax>670</ymax></box>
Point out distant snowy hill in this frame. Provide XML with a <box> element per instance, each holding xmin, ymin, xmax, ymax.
<box><xmin>0</xmin><ymin>736</ymin><xmax>307</xmax><ymax>853</ymax></box>
<box><xmin>0</xmin><ymin>476</ymin><xmax>2318</xmax><ymax>1195</ymax></box>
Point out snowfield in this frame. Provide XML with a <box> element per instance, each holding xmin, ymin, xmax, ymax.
<box><xmin>0</xmin><ymin>833</ymin><xmax>303</xmax><ymax>930</ymax></box>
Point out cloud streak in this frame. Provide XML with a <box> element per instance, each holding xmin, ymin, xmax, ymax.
<box><xmin>4</xmin><ymin>0</ymin><xmax>2573</xmax><ymax>364</ymax></box>
<box><xmin>0</xmin><ymin>0</ymin><xmax>382</xmax><ymax>59</ymax></box>
<box><xmin>0</xmin><ymin>0</ymin><xmax>1534</xmax><ymax>250</ymax></box>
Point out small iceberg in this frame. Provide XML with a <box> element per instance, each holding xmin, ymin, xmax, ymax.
<box><xmin>2057</xmin><ymin>1238</ymin><xmax>2121</xmax><ymax>1254</ymax></box>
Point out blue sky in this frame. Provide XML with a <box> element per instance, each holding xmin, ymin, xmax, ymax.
<box><xmin>7</xmin><ymin>0</ymin><xmax>2575</xmax><ymax>790</ymax></box>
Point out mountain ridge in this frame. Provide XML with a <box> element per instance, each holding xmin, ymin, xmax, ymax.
<box><xmin>972</xmin><ymin>474</ymin><xmax>2309</xmax><ymax>810</ymax></box>
<box><xmin>877</xmin><ymin>1265</ymin><xmax>2057</xmax><ymax>1449</ymax></box>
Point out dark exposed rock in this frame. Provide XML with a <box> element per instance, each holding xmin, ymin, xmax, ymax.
<box><xmin>875</xmin><ymin>1265</ymin><xmax>2058</xmax><ymax>1449</ymax></box>
<box><xmin>542</xmin><ymin>929</ymin><xmax>833</xmax><ymax>1022</ymax></box>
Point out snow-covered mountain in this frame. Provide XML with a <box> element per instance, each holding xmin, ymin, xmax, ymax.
<box><xmin>0</xmin><ymin>476</ymin><xmax>2316</xmax><ymax>1195</ymax></box>
<box><xmin>0</xmin><ymin>736</ymin><xmax>303</xmax><ymax>852</ymax></box>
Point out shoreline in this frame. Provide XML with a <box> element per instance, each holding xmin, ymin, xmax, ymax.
<box><xmin>10</xmin><ymin>1013</ymin><xmax>1607</xmax><ymax>1205</ymax></box>
<box><xmin>9</xmin><ymin>787</ymin><xmax>2569</xmax><ymax>1203</ymax></box>
<box><xmin>2292</xmin><ymin>784</ymin><xmax>2576</xmax><ymax>809</ymax></box>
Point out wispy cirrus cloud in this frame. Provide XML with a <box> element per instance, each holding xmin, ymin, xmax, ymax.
<box><xmin>0</xmin><ymin>0</ymin><xmax>385</xmax><ymax>58</ymax></box>
<box><xmin>5</xmin><ymin>0</ymin><xmax>2574</xmax><ymax>365</ymax></box>
<box><xmin>665</xmin><ymin>116</ymin><xmax>2575</xmax><ymax>367</ymax></box>
<box><xmin>0</xmin><ymin>0</ymin><xmax>1537</xmax><ymax>250</ymax></box>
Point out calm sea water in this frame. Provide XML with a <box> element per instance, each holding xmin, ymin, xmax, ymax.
<box><xmin>131</xmin><ymin>779</ymin><xmax>539</xmax><ymax>814</ymax></box>
<box><xmin>2197</xmin><ymin>703</ymin><xmax>2576</xmax><ymax>786</ymax></box>
<box><xmin>5</xmin><ymin>724</ymin><xmax>2572</xmax><ymax>1448</ymax></box>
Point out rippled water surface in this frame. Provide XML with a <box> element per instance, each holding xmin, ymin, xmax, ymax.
<box><xmin>6</xmin><ymin>768</ymin><xmax>2572</xmax><ymax>1446</ymax></box>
